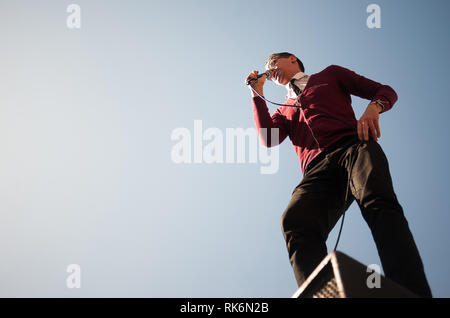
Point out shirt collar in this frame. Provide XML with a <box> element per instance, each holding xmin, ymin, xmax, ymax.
<box><xmin>285</xmin><ymin>71</ymin><xmax>309</xmax><ymax>98</ymax></box>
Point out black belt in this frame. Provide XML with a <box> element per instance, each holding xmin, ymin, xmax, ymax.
<box><xmin>305</xmin><ymin>134</ymin><xmax>358</xmax><ymax>173</ymax></box>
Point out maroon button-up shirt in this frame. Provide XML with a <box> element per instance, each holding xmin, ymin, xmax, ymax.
<box><xmin>251</xmin><ymin>64</ymin><xmax>398</xmax><ymax>175</ymax></box>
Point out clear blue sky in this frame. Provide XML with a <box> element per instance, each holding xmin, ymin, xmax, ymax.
<box><xmin>0</xmin><ymin>0</ymin><xmax>449</xmax><ymax>297</ymax></box>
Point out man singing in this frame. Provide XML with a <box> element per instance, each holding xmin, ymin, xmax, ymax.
<box><xmin>245</xmin><ymin>52</ymin><xmax>432</xmax><ymax>297</ymax></box>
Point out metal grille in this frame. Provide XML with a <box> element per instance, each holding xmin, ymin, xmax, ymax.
<box><xmin>312</xmin><ymin>277</ymin><xmax>341</xmax><ymax>298</ymax></box>
<box><xmin>293</xmin><ymin>252</ymin><xmax>419</xmax><ymax>298</ymax></box>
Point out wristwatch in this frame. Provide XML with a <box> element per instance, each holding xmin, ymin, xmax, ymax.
<box><xmin>370</xmin><ymin>99</ymin><xmax>385</xmax><ymax>113</ymax></box>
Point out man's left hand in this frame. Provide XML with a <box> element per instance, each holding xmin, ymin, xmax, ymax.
<box><xmin>358</xmin><ymin>103</ymin><xmax>381</xmax><ymax>142</ymax></box>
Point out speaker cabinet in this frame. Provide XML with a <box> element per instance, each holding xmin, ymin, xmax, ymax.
<box><xmin>292</xmin><ymin>251</ymin><xmax>418</xmax><ymax>298</ymax></box>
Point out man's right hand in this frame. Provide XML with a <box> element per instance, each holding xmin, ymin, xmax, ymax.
<box><xmin>246</xmin><ymin>70</ymin><xmax>267</xmax><ymax>97</ymax></box>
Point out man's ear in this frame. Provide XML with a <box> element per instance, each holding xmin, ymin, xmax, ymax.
<box><xmin>290</xmin><ymin>55</ymin><xmax>297</xmax><ymax>63</ymax></box>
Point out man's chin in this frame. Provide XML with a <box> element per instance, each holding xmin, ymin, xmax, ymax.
<box><xmin>273</xmin><ymin>78</ymin><xmax>287</xmax><ymax>86</ymax></box>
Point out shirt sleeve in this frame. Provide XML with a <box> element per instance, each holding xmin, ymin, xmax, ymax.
<box><xmin>251</xmin><ymin>96</ymin><xmax>288</xmax><ymax>147</ymax></box>
<box><xmin>328</xmin><ymin>64</ymin><xmax>398</xmax><ymax>113</ymax></box>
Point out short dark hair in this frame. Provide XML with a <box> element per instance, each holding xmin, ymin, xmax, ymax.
<box><xmin>265</xmin><ymin>52</ymin><xmax>305</xmax><ymax>73</ymax></box>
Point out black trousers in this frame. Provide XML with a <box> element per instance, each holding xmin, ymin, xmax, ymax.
<box><xmin>281</xmin><ymin>134</ymin><xmax>432</xmax><ymax>298</ymax></box>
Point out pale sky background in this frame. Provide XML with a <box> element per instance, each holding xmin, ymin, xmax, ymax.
<box><xmin>0</xmin><ymin>0</ymin><xmax>449</xmax><ymax>297</ymax></box>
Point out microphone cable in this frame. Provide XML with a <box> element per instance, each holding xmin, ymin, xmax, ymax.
<box><xmin>247</xmin><ymin>82</ymin><xmax>364</xmax><ymax>251</ymax></box>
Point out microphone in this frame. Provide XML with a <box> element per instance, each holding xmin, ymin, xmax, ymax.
<box><xmin>246</xmin><ymin>70</ymin><xmax>273</xmax><ymax>85</ymax></box>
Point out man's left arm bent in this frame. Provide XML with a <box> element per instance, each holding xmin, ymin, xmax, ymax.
<box><xmin>328</xmin><ymin>64</ymin><xmax>398</xmax><ymax>142</ymax></box>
